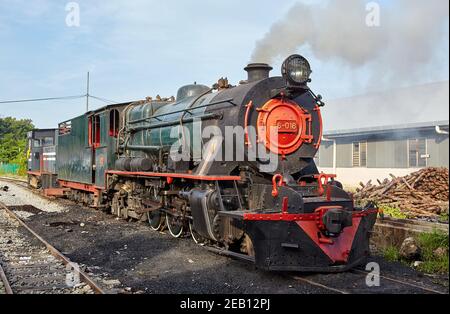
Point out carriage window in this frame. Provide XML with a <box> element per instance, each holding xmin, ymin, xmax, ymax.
<box><xmin>59</xmin><ymin>121</ymin><xmax>72</xmax><ymax>135</ymax></box>
<box><xmin>33</xmin><ymin>139</ymin><xmax>41</xmax><ymax>148</ymax></box>
<box><xmin>42</xmin><ymin>137</ymin><xmax>54</xmax><ymax>146</ymax></box>
<box><xmin>109</xmin><ymin>109</ymin><xmax>120</xmax><ymax>137</ymax></box>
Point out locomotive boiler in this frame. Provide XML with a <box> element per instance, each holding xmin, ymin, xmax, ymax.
<box><xmin>33</xmin><ymin>54</ymin><xmax>377</xmax><ymax>272</ymax></box>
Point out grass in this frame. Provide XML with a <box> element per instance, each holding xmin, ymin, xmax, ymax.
<box><xmin>383</xmin><ymin>246</ymin><xmax>401</xmax><ymax>262</ymax></box>
<box><xmin>0</xmin><ymin>169</ymin><xmax>27</xmax><ymax>180</ymax></box>
<box><xmin>438</xmin><ymin>213</ymin><xmax>449</xmax><ymax>223</ymax></box>
<box><xmin>416</xmin><ymin>230</ymin><xmax>449</xmax><ymax>274</ymax></box>
<box><xmin>382</xmin><ymin>230</ymin><xmax>449</xmax><ymax>274</ymax></box>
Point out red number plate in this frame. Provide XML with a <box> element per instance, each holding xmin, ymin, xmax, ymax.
<box><xmin>276</xmin><ymin>120</ymin><xmax>298</xmax><ymax>133</ymax></box>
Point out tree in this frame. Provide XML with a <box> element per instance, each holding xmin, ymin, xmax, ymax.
<box><xmin>0</xmin><ymin>117</ymin><xmax>35</xmax><ymax>169</ymax></box>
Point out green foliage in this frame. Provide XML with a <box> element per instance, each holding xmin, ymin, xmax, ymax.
<box><xmin>438</xmin><ymin>213</ymin><xmax>449</xmax><ymax>223</ymax></box>
<box><xmin>0</xmin><ymin>117</ymin><xmax>34</xmax><ymax>175</ymax></box>
<box><xmin>418</xmin><ymin>230</ymin><xmax>449</xmax><ymax>253</ymax></box>
<box><xmin>379</xmin><ymin>205</ymin><xmax>408</xmax><ymax>219</ymax></box>
<box><xmin>383</xmin><ymin>246</ymin><xmax>401</xmax><ymax>262</ymax></box>
<box><xmin>417</xmin><ymin>259</ymin><xmax>449</xmax><ymax>274</ymax></box>
<box><xmin>416</xmin><ymin>230</ymin><xmax>449</xmax><ymax>274</ymax></box>
<box><xmin>383</xmin><ymin>231</ymin><xmax>449</xmax><ymax>274</ymax></box>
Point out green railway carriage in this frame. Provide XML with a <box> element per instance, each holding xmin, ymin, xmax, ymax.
<box><xmin>57</xmin><ymin>103</ymin><xmax>130</xmax><ymax>188</ymax></box>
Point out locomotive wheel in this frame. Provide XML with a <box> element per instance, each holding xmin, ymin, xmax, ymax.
<box><xmin>166</xmin><ymin>213</ymin><xmax>184</xmax><ymax>238</ymax></box>
<box><xmin>148</xmin><ymin>210</ymin><xmax>165</xmax><ymax>231</ymax></box>
<box><xmin>189</xmin><ymin>222</ymin><xmax>206</xmax><ymax>244</ymax></box>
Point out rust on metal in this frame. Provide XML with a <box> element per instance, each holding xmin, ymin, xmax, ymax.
<box><xmin>0</xmin><ymin>263</ymin><xmax>13</xmax><ymax>294</ymax></box>
<box><xmin>43</xmin><ymin>188</ymin><xmax>70</xmax><ymax>197</ymax></box>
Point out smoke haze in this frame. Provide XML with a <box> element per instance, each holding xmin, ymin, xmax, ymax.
<box><xmin>251</xmin><ymin>0</ymin><xmax>449</xmax><ymax>85</ymax></box>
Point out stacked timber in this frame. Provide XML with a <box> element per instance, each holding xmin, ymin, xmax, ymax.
<box><xmin>353</xmin><ymin>167</ymin><xmax>449</xmax><ymax>218</ymax></box>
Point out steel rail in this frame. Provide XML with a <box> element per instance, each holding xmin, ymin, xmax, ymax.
<box><xmin>293</xmin><ymin>269</ymin><xmax>446</xmax><ymax>295</ymax></box>
<box><xmin>0</xmin><ymin>201</ymin><xmax>105</xmax><ymax>294</ymax></box>
<box><xmin>0</xmin><ymin>263</ymin><xmax>13</xmax><ymax>294</ymax></box>
<box><xmin>0</xmin><ymin>176</ymin><xmax>28</xmax><ymax>184</ymax></box>
<box><xmin>351</xmin><ymin>269</ymin><xmax>445</xmax><ymax>295</ymax></box>
<box><xmin>292</xmin><ymin>276</ymin><xmax>349</xmax><ymax>294</ymax></box>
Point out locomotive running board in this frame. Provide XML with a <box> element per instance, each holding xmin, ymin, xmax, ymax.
<box><xmin>106</xmin><ymin>170</ymin><xmax>241</xmax><ymax>182</ymax></box>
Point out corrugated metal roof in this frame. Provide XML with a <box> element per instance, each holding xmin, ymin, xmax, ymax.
<box><xmin>323</xmin><ymin>120</ymin><xmax>449</xmax><ymax>138</ymax></box>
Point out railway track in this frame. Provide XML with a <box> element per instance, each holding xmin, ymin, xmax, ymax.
<box><xmin>1</xmin><ymin>176</ymin><xmax>448</xmax><ymax>295</ymax></box>
<box><xmin>293</xmin><ymin>268</ymin><xmax>448</xmax><ymax>294</ymax></box>
<box><xmin>0</xmin><ymin>176</ymin><xmax>28</xmax><ymax>187</ymax></box>
<box><xmin>0</xmin><ymin>200</ymin><xmax>104</xmax><ymax>294</ymax></box>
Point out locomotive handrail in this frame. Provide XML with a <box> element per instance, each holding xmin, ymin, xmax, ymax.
<box><xmin>127</xmin><ymin>113</ymin><xmax>222</xmax><ymax>132</ymax></box>
<box><xmin>127</xmin><ymin>98</ymin><xmax>236</xmax><ymax>125</ymax></box>
<box><xmin>244</xmin><ymin>101</ymin><xmax>253</xmax><ymax>148</ymax></box>
<box><xmin>124</xmin><ymin>145</ymin><xmax>163</xmax><ymax>151</ymax></box>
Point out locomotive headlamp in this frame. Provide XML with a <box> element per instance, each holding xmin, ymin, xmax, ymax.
<box><xmin>282</xmin><ymin>54</ymin><xmax>312</xmax><ymax>85</ymax></box>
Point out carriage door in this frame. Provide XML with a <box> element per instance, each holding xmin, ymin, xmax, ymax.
<box><xmin>30</xmin><ymin>135</ymin><xmax>42</xmax><ymax>173</ymax></box>
<box><xmin>89</xmin><ymin>114</ymin><xmax>100</xmax><ymax>185</ymax></box>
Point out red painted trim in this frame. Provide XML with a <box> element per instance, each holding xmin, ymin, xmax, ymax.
<box><xmin>244</xmin><ymin>101</ymin><xmax>253</xmax><ymax>147</ymax></box>
<box><xmin>106</xmin><ymin>170</ymin><xmax>241</xmax><ymax>181</ymax></box>
<box><xmin>44</xmin><ymin>188</ymin><xmax>70</xmax><ymax>197</ymax></box>
<box><xmin>298</xmin><ymin>218</ymin><xmax>362</xmax><ymax>263</ymax></box>
<box><xmin>256</xmin><ymin>98</ymin><xmax>313</xmax><ymax>156</ymax></box>
<box><xmin>271</xmin><ymin>174</ymin><xmax>284</xmax><ymax>197</ymax></box>
<box><xmin>243</xmin><ymin>209</ymin><xmax>377</xmax><ymax>222</ymax></box>
<box><xmin>314</xmin><ymin>173</ymin><xmax>337</xmax><ymax>196</ymax></box>
<box><xmin>313</xmin><ymin>105</ymin><xmax>323</xmax><ymax>149</ymax></box>
<box><xmin>58</xmin><ymin>180</ymin><xmax>102</xmax><ymax>195</ymax></box>
<box><xmin>88</xmin><ymin>117</ymin><xmax>93</xmax><ymax>147</ymax></box>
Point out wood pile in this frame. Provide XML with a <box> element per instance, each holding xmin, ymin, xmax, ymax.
<box><xmin>354</xmin><ymin>167</ymin><xmax>449</xmax><ymax>218</ymax></box>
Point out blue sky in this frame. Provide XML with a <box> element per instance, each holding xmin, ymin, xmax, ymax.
<box><xmin>0</xmin><ymin>0</ymin><xmax>448</xmax><ymax>128</ymax></box>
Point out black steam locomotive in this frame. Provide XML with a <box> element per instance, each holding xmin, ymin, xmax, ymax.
<box><xmin>28</xmin><ymin>55</ymin><xmax>377</xmax><ymax>272</ymax></box>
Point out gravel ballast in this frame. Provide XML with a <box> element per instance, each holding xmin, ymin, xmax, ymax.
<box><xmin>1</xmin><ymin>180</ymin><xmax>448</xmax><ymax>294</ymax></box>
<box><xmin>0</xmin><ymin>180</ymin><xmax>66</xmax><ymax>214</ymax></box>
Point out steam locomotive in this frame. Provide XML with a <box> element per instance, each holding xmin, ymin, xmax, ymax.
<box><xmin>27</xmin><ymin>55</ymin><xmax>377</xmax><ymax>272</ymax></box>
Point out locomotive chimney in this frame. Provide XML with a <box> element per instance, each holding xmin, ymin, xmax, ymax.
<box><xmin>244</xmin><ymin>63</ymin><xmax>273</xmax><ymax>83</ymax></box>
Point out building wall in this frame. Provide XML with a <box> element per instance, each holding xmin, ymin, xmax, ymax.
<box><xmin>318</xmin><ymin>141</ymin><xmax>333</xmax><ymax>167</ymax></box>
<box><xmin>336</xmin><ymin>141</ymin><xmax>353</xmax><ymax>168</ymax></box>
<box><xmin>317</xmin><ymin>129</ymin><xmax>449</xmax><ymax>170</ymax></box>
<box><xmin>318</xmin><ymin>167</ymin><xmax>424</xmax><ymax>189</ymax></box>
<box><xmin>367</xmin><ymin>139</ymin><xmax>408</xmax><ymax>168</ymax></box>
<box><xmin>316</xmin><ymin>127</ymin><xmax>449</xmax><ymax>187</ymax></box>
<box><xmin>427</xmin><ymin>136</ymin><xmax>449</xmax><ymax>167</ymax></box>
